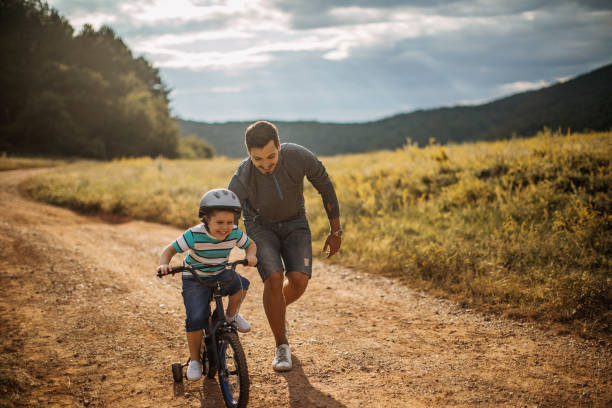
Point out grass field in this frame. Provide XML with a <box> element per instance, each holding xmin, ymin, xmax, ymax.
<box><xmin>0</xmin><ymin>155</ymin><xmax>67</xmax><ymax>171</ymax></box>
<box><xmin>19</xmin><ymin>130</ymin><xmax>611</xmax><ymax>338</ymax></box>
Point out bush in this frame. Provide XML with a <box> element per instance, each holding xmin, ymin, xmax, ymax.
<box><xmin>177</xmin><ymin>135</ymin><xmax>215</xmax><ymax>159</ymax></box>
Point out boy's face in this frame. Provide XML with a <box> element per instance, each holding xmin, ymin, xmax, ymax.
<box><xmin>249</xmin><ymin>139</ymin><xmax>280</xmax><ymax>175</ymax></box>
<box><xmin>204</xmin><ymin>210</ymin><xmax>235</xmax><ymax>240</ymax></box>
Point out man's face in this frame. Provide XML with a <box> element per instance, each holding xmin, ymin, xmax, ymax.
<box><xmin>248</xmin><ymin>139</ymin><xmax>280</xmax><ymax>175</ymax></box>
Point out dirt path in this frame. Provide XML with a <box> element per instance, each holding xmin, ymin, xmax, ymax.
<box><xmin>0</xmin><ymin>168</ymin><xmax>610</xmax><ymax>408</ymax></box>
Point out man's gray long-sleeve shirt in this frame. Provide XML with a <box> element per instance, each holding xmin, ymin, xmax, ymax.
<box><xmin>228</xmin><ymin>143</ymin><xmax>340</xmax><ymax>223</ymax></box>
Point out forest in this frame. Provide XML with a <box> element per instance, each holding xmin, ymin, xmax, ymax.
<box><xmin>0</xmin><ymin>0</ymin><xmax>213</xmax><ymax>159</ymax></box>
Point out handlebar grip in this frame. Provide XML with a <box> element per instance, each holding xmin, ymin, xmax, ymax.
<box><xmin>157</xmin><ymin>265</ymin><xmax>188</xmax><ymax>278</ymax></box>
<box><xmin>158</xmin><ymin>260</ymin><xmax>247</xmax><ymax>279</ymax></box>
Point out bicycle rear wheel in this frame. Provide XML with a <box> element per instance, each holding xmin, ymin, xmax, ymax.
<box><xmin>217</xmin><ymin>332</ymin><xmax>249</xmax><ymax>408</ymax></box>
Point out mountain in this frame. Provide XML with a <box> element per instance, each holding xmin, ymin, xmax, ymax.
<box><xmin>177</xmin><ymin>63</ymin><xmax>612</xmax><ymax>157</ymax></box>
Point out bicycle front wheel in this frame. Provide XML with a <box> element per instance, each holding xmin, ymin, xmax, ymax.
<box><xmin>203</xmin><ymin>335</ymin><xmax>216</xmax><ymax>379</ymax></box>
<box><xmin>217</xmin><ymin>332</ymin><xmax>249</xmax><ymax>408</ymax></box>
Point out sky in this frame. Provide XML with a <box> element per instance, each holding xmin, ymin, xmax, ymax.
<box><xmin>47</xmin><ymin>0</ymin><xmax>612</xmax><ymax>123</ymax></box>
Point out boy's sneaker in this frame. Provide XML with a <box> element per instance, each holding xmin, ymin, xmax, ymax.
<box><xmin>186</xmin><ymin>360</ymin><xmax>202</xmax><ymax>380</ymax></box>
<box><xmin>273</xmin><ymin>344</ymin><xmax>292</xmax><ymax>372</ymax></box>
<box><xmin>230</xmin><ymin>314</ymin><xmax>251</xmax><ymax>333</ymax></box>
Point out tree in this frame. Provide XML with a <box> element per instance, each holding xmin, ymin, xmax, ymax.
<box><xmin>0</xmin><ymin>0</ymin><xmax>188</xmax><ymax>159</ymax></box>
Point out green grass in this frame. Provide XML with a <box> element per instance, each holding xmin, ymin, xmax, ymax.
<box><xmin>19</xmin><ymin>130</ymin><xmax>612</xmax><ymax>338</ymax></box>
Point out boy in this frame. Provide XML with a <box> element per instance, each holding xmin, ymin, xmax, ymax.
<box><xmin>157</xmin><ymin>188</ymin><xmax>257</xmax><ymax>380</ymax></box>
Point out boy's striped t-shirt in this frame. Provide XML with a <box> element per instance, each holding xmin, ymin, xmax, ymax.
<box><xmin>172</xmin><ymin>223</ymin><xmax>251</xmax><ymax>277</ymax></box>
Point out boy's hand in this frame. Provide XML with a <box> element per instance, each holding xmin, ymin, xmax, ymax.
<box><xmin>157</xmin><ymin>264</ymin><xmax>170</xmax><ymax>276</ymax></box>
<box><xmin>246</xmin><ymin>255</ymin><xmax>258</xmax><ymax>267</ymax></box>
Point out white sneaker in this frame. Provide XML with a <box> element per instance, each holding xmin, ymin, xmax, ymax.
<box><xmin>273</xmin><ymin>344</ymin><xmax>292</xmax><ymax>372</ymax></box>
<box><xmin>186</xmin><ymin>360</ymin><xmax>202</xmax><ymax>380</ymax></box>
<box><xmin>230</xmin><ymin>314</ymin><xmax>251</xmax><ymax>333</ymax></box>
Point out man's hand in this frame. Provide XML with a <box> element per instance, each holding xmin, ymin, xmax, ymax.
<box><xmin>323</xmin><ymin>233</ymin><xmax>341</xmax><ymax>258</ymax></box>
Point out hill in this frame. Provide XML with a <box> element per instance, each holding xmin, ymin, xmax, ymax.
<box><xmin>177</xmin><ymin>63</ymin><xmax>612</xmax><ymax>157</ymax></box>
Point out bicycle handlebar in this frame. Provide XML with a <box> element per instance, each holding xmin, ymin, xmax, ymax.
<box><xmin>157</xmin><ymin>259</ymin><xmax>248</xmax><ymax>279</ymax></box>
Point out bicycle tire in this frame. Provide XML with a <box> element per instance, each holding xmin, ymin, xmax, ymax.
<box><xmin>203</xmin><ymin>336</ymin><xmax>217</xmax><ymax>379</ymax></box>
<box><xmin>217</xmin><ymin>332</ymin><xmax>249</xmax><ymax>408</ymax></box>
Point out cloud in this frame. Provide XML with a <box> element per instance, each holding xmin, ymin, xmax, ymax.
<box><xmin>319</xmin><ymin>10</ymin><xmax>492</xmax><ymax>61</ymax></box>
<box><xmin>47</xmin><ymin>0</ymin><xmax>122</xmax><ymax>30</ymax></box>
<box><xmin>49</xmin><ymin>0</ymin><xmax>288</xmax><ymax>32</ymax></box>
<box><xmin>129</xmin><ymin>29</ymin><xmax>254</xmax><ymax>51</ymax></box>
<box><xmin>45</xmin><ymin>0</ymin><xmax>612</xmax><ymax>122</ymax></box>
<box><xmin>118</xmin><ymin>0</ymin><xmax>279</xmax><ymax>26</ymax></box>
<box><xmin>271</xmin><ymin>0</ymin><xmax>465</xmax><ymax>28</ymax></box>
<box><xmin>68</xmin><ymin>12</ymin><xmax>118</xmax><ymax>30</ymax></box>
<box><xmin>498</xmin><ymin>79</ymin><xmax>552</xmax><ymax>94</ymax></box>
<box><xmin>172</xmin><ymin>85</ymin><xmax>247</xmax><ymax>95</ymax></box>
<box><xmin>50</xmin><ymin>0</ymin><xmax>612</xmax><ymax>72</ymax></box>
<box><xmin>132</xmin><ymin>4</ymin><xmax>496</xmax><ymax>69</ymax></box>
<box><xmin>133</xmin><ymin>30</ymin><xmax>341</xmax><ymax>70</ymax></box>
<box><xmin>572</xmin><ymin>0</ymin><xmax>612</xmax><ymax>10</ymax></box>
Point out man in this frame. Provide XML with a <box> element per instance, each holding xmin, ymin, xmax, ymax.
<box><xmin>228</xmin><ymin>120</ymin><xmax>342</xmax><ymax>371</ymax></box>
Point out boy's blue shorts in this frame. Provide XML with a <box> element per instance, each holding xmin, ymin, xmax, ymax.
<box><xmin>182</xmin><ymin>271</ymin><xmax>250</xmax><ymax>332</ymax></box>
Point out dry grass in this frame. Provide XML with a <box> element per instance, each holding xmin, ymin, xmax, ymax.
<box><xmin>19</xmin><ymin>130</ymin><xmax>612</xmax><ymax>338</ymax></box>
<box><xmin>0</xmin><ymin>155</ymin><xmax>66</xmax><ymax>171</ymax></box>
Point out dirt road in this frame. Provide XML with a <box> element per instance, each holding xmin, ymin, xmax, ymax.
<box><xmin>1</xmin><ymin>168</ymin><xmax>610</xmax><ymax>407</ymax></box>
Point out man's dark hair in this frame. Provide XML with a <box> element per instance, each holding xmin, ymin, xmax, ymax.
<box><xmin>245</xmin><ymin>121</ymin><xmax>280</xmax><ymax>150</ymax></box>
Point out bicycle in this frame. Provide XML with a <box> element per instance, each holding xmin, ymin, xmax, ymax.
<box><xmin>157</xmin><ymin>259</ymin><xmax>250</xmax><ymax>408</ymax></box>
